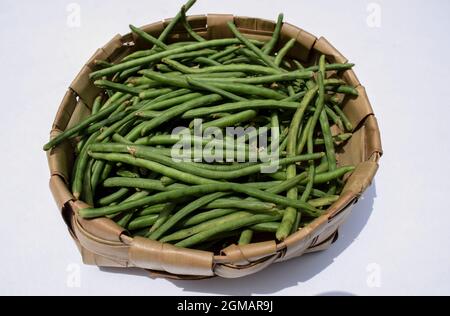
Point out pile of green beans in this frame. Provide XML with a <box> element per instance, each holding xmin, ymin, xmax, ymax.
<box><xmin>44</xmin><ymin>0</ymin><xmax>357</xmax><ymax>250</ymax></box>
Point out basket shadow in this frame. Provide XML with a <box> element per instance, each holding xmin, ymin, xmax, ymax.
<box><xmin>99</xmin><ymin>182</ymin><xmax>376</xmax><ymax>295</ymax></box>
<box><xmin>170</xmin><ymin>182</ymin><xmax>377</xmax><ymax>295</ymax></box>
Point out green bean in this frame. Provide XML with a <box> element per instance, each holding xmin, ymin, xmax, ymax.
<box><xmin>176</xmin><ymin>214</ymin><xmax>282</xmax><ymax>248</ymax></box>
<box><xmin>298</xmin><ymin>186</ymin><xmax>329</xmax><ymax>198</ymax></box>
<box><xmin>94</xmin><ymin>59</ymin><xmax>114</xmax><ymax>68</ymax></box>
<box><xmin>305</xmin><ymin>63</ymin><xmax>355</xmax><ymax>72</ymax></box>
<box><xmin>158</xmin><ymin>0</ymin><xmax>198</xmax><ymax>42</ymax></box>
<box><xmin>116</xmin><ymin>169</ymin><xmax>140</xmax><ymax>178</ymax></box>
<box><xmin>319</xmin><ymin>109</ymin><xmax>337</xmax><ymax>193</ymax></box>
<box><xmin>98</xmin><ymin>188</ymin><xmax>130</xmax><ymax>206</ymax></box>
<box><xmin>119</xmin><ymin>66</ymin><xmax>142</xmax><ymax>81</ymax></box>
<box><xmin>193</xmin><ymin>71</ymin><xmax>313</xmax><ymax>85</ymax></box>
<box><xmin>127</xmin><ymin>214</ymin><xmax>159</xmax><ymax>231</ymax></box>
<box><xmin>90</xmin><ymin>38</ymin><xmax>263</xmax><ymax>79</ymax></box>
<box><xmin>278</xmin><ymin>84</ymin><xmax>318</xmax><ymax>240</ymax></box>
<box><xmin>120</xmin><ymin>92</ymin><xmax>204</xmax><ymax>141</ymax></box>
<box><xmin>138</xmin><ymin>88</ymin><xmax>174</xmax><ymax>100</ymax></box>
<box><xmin>315</xmin><ymin>133</ymin><xmax>352</xmax><ymax>145</ymax></box>
<box><xmin>332</xmin><ymin>104</ymin><xmax>353</xmax><ymax>131</ymax></box>
<box><xmin>193</xmin><ymin>57</ymin><xmax>222</xmax><ymax>66</ymax></box>
<box><xmin>112</xmin><ymin>133</ymin><xmax>133</xmax><ymax>145</ymax></box>
<box><xmin>182</xmin><ymin>100</ymin><xmax>306</xmax><ymax>119</ymax></box>
<box><xmin>89</xmin><ymin>152</ymin><xmax>215</xmax><ymax>185</ymax></box>
<box><xmin>327</xmin><ymin>85</ymin><xmax>359</xmax><ymax>96</ymax></box>
<box><xmin>91</xmin><ymin>95</ymin><xmax>103</xmax><ymax>115</ymax></box>
<box><xmin>136</xmin><ymin>203</ymin><xmax>174</xmax><ymax>216</ymax></box>
<box><xmin>251</xmin><ymin>222</ymin><xmax>279</xmax><ymax>233</ymax></box>
<box><xmin>223</xmin><ymin>56</ymin><xmax>251</xmax><ymax>65</ymax></box>
<box><xmin>308</xmin><ymin>195</ymin><xmax>340</xmax><ymax>208</ymax></box>
<box><xmin>43</xmin><ymin>93</ymin><xmax>130</xmax><ymax>151</ymax></box>
<box><xmin>296</xmin><ymin>116</ymin><xmax>313</xmax><ymax>155</ymax></box>
<box><xmin>202</xmin><ymin>110</ymin><xmax>257</xmax><ymax>130</ymax></box>
<box><xmin>89</xmin><ymin>143</ymin><xmax>324</xmax><ymax>180</ymax></box>
<box><xmin>262</xmin><ymin>13</ymin><xmax>284</xmax><ymax>54</ymax></box>
<box><xmin>103</xmin><ymin>177</ymin><xmax>167</xmax><ymax>191</ymax></box>
<box><xmin>160</xmin><ymin>176</ymin><xmax>176</xmax><ymax>186</ymax></box>
<box><xmin>149</xmin><ymin>192</ymin><xmax>228</xmax><ymax>240</ymax></box>
<box><xmin>81</xmin><ymin>159</ymin><xmax>94</xmax><ymax>205</ymax></box>
<box><xmin>116</xmin><ymin>190</ymin><xmax>150</xmax><ymax>227</ymax></box>
<box><xmin>160</xmin><ymin>60</ymin><xmax>280</xmax><ymax>75</ymax></box>
<box><xmin>185</xmin><ymin>77</ymin><xmax>247</xmax><ymax>102</ymax></box>
<box><xmin>72</xmin><ymin>131</ymin><xmax>100</xmax><ymax>199</ymax></box>
<box><xmin>161</xmin><ymin>211</ymin><xmax>252</xmax><ymax>242</ymax></box>
<box><xmin>299</xmin><ymin>166</ymin><xmax>355</xmax><ymax>185</ymax></box>
<box><xmin>140</xmin><ymin>94</ymin><xmax>222</xmax><ymax>136</ymax></box>
<box><xmin>181</xmin><ymin>209</ymin><xmax>236</xmax><ymax>227</ymax></box>
<box><xmin>129</xmin><ymin>25</ymin><xmax>169</xmax><ymax>50</ymax></box>
<box><xmin>238</xmin><ymin>229</ymin><xmax>254</xmax><ymax>245</ymax></box>
<box><xmin>324</xmin><ymin>105</ymin><xmax>345</xmax><ymax>131</ymax></box>
<box><xmin>168</xmin><ymin>49</ymin><xmax>216</xmax><ymax>60</ymax></box>
<box><xmin>227</xmin><ymin>22</ymin><xmax>281</xmax><ymax>71</ymax></box>
<box><xmin>147</xmin><ymin>203</ymin><xmax>176</xmax><ymax>234</ymax></box>
<box><xmin>204</xmin><ymin>199</ymin><xmax>276</xmax><ymax>212</ymax></box>
<box><xmin>79</xmin><ymin>183</ymin><xmax>320</xmax><ymax>219</ymax></box>
<box><xmin>180</xmin><ymin>5</ymin><xmax>205</xmax><ymax>42</ymax></box>
<box><xmin>155</xmin><ymin>64</ymin><xmax>175</xmax><ymax>73</ymax></box>
<box><xmin>274</xmin><ymin>38</ymin><xmax>296</xmax><ymax>66</ymax></box>
<box><xmin>134</xmin><ymin>110</ymin><xmax>161</xmax><ymax>119</ymax></box>
<box><xmin>93</xmin><ymin>80</ymin><xmax>143</xmax><ymax>96</ymax></box>
<box><xmin>209</xmin><ymin>45</ymin><xmax>241</xmax><ymax>60</ymax></box>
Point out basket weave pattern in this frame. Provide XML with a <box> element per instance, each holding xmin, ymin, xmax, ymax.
<box><xmin>46</xmin><ymin>14</ymin><xmax>382</xmax><ymax>279</ymax></box>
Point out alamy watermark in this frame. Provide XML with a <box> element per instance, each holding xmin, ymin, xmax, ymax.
<box><xmin>169</xmin><ymin>119</ymin><xmax>281</xmax><ymax>173</ymax></box>
<box><xmin>66</xmin><ymin>3</ymin><xmax>81</xmax><ymax>28</ymax></box>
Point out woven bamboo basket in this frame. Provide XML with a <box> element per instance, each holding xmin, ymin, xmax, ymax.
<box><xmin>46</xmin><ymin>14</ymin><xmax>382</xmax><ymax>279</ymax></box>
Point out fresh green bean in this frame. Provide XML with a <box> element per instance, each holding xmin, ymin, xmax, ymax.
<box><xmin>332</xmin><ymin>104</ymin><xmax>353</xmax><ymax>131</ymax></box>
<box><xmin>43</xmin><ymin>93</ymin><xmax>130</xmax><ymax>151</ymax></box>
<box><xmin>180</xmin><ymin>5</ymin><xmax>205</xmax><ymax>42</ymax></box>
<box><xmin>262</xmin><ymin>13</ymin><xmax>284</xmax><ymax>54</ymax></box>
<box><xmin>192</xmin><ymin>71</ymin><xmax>313</xmax><ymax>85</ymax></box>
<box><xmin>147</xmin><ymin>203</ymin><xmax>176</xmax><ymax>234</ymax></box>
<box><xmin>176</xmin><ymin>214</ymin><xmax>282</xmax><ymax>248</ymax></box>
<box><xmin>90</xmin><ymin>38</ymin><xmax>263</xmax><ymax>79</ymax></box>
<box><xmin>227</xmin><ymin>22</ymin><xmax>281</xmax><ymax>71</ymax></box>
<box><xmin>181</xmin><ymin>209</ymin><xmax>236</xmax><ymax>227</ymax></box>
<box><xmin>98</xmin><ymin>188</ymin><xmax>130</xmax><ymax>206</ymax></box>
<box><xmin>116</xmin><ymin>190</ymin><xmax>150</xmax><ymax>227</ymax></box>
<box><xmin>250</xmin><ymin>222</ymin><xmax>279</xmax><ymax>233</ymax></box>
<box><xmin>278</xmin><ymin>84</ymin><xmax>318</xmax><ymax>240</ymax></box>
<box><xmin>128</xmin><ymin>214</ymin><xmax>159</xmax><ymax>231</ymax></box>
<box><xmin>129</xmin><ymin>25</ymin><xmax>169</xmax><ymax>50</ymax></box>
<box><xmin>274</xmin><ymin>38</ymin><xmax>296</xmax><ymax>66</ymax></box>
<box><xmin>72</xmin><ymin>131</ymin><xmax>100</xmax><ymax>199</ymax></box>
<box><xmin>299</xmin><ymin>166</ymin><xmax>355</xmax><ymax>185</ymax></box>
<box><xmin>186</xmin><ymin>77</ymin><xmax>247</xmax><ymax>102</ymax></box>
<box><xmin>160</xmin><ymin>60</ymin><xmax>280</xmax><ymax>75</ymax></box>
<box><xmin>103</xmin><ymin>177</ymin><xmax>167</xmax><ymax>191</ymax></box>
<box><xmin>202</xmin><ymin>110</ymin><xmax>257</xmax><ymax>130</ymax></box>
<box><xmin>149</xmin><ymin>192</ymin><xmax>228</xmax><ymax>240</ymax></box>
<box><xmin>136</xmin><ymin>203</ymin><xmax>174</xmax><ymax>216</ymax></box>
<box><xmin>161</xmin><ymin>211</ymin><xmax>252</xmax><ymax>242</ymax></box>
<box><xmin>238</xmin><ymin>229</ymin><xmax>254</xmax><ymax>245</ymax></box>
<box><xmin>183</xmin><ymin>100</ymin><xmax>307</xmax><ymax>118</ymax></box>
<box><xmin>138</xmin><ymin>88</ymin><xmax>174</xmax><ymax>100</ymax></box>
<box><xmin>308</xmin><ymin>195</ymin><xmax>340</xmax><ymax>208</ymax></box>
<box><xmin>79</xmin><ymin>183</ymin><xmax>320</xmax><ymax>219</ymax></box>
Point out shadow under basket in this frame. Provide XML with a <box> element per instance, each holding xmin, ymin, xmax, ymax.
<box><xmin>46</xmin><ymin>14</ymin><xmax>383</xmax><ymax>279</ymax></box>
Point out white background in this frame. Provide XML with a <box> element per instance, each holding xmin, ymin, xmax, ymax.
<box><xmin>1</xmin><ymin>0</ymin><xmax>449</xmax><ymax>296</ymax></box>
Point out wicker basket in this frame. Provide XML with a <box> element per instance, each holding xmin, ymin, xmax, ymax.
<box><xmin>46</xmin><ymin>14</ymin><xmax>382</xmax><ymax>279</ymax></box>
